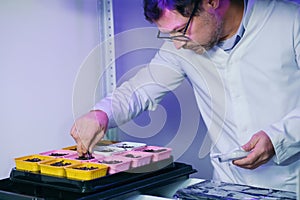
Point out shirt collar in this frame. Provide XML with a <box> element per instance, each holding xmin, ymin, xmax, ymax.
<box><xmin>217</xmin><ymin>0</ymin><xmax>248</xmax><ymax>52</ymax></box>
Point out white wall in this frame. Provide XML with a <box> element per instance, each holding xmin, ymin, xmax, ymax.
<box><xmin>0</xmin><ymin>0</ymin><xmax>99</xmax><ymax>179</ymax></box>
<box><xmin>0</xmin><ymin>0</ymin><xmax>214</xmax><ymax>181</ymax></box>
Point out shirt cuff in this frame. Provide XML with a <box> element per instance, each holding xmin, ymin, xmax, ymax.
<box><xmin>262</xmin><ymin>125</ymin><xmax>287</xmax><ymax>165</ymax></box>
<box><xmin>92</xmin><ymin>95</ymin><xmax>117</xmax><ymax>128</ymax></box>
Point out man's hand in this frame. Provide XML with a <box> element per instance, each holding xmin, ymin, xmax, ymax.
<box><xmin>233</xmin><ymin>131</ymin><xmax>275</xmax><ymax>169</ymax></box>
<box><xmin>70</xmin><ymin>110</ymin><xmax>108</xmax><ymax>156</ymax></box>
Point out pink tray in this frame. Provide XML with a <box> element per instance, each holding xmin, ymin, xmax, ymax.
<box><xmin>135</xmin><ymin>146</ymin><xmax>172</xmax><ymax>162</ymax></box>
<box><xmin>93</xmin><ymin>155</ymin><xmax>132</xmax><ymax>174</ymax></box>
<box><xmin>39</xmin><ymin>150</ymin><xmax>77</xmax><ymax>158</ymax></box>
<box><xmin>64</xmin><ymin>153</ymin><xmax>100</xmax><ymax>163</ymax></box>
<box><xmin>117</xmin><ymin>151</ymin><xmax>152</xmax><ymax>168</ymax></box>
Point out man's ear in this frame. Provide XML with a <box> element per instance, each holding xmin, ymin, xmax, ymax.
<box><xmin>202</xmin><ymin>0</ymin><xmax>220</xmax><ymax>11</ymax></box>
<box><xmin>208</xmin><ymin>0</ymin><xmax>220</xmax><ymax>8</ymax></box>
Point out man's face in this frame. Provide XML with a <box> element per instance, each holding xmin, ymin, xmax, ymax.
<box><xmin>155</xmin><ymin>8</ymin><xmax>223</xmax><ymax>54</ymax></box>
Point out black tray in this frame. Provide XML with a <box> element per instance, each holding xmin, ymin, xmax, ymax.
<box><xmin>5</xmin><ymin>160</ymin><xmax>196</xmax><ymax>200</ymax></box>
<box><xmin>173</xmin><ymin>180</ymin><xmax>297</xmax><ymax>200</ymax></box>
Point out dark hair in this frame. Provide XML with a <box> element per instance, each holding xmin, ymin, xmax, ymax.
<box><xmin>143</xmin><ymin>0</ymin><xmax>202</xmax><ymax>23</ymax></box>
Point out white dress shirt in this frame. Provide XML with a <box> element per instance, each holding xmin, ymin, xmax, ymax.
<box><xmin>94</xmin><ymin>0</ymin><xmax>300</xmax><ymax>192</ymax></box>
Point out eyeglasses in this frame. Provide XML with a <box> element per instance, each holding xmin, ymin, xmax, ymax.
<box><xmin>157</xmin><ymin>1</ymin><xmax>199</xmax><ymax>42</ymax></box>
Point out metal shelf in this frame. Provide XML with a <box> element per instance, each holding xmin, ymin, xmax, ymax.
<box><xmin>97</xmin><ymin>0</ymin><xmax>118</xmax><ymax>140</ymax></box>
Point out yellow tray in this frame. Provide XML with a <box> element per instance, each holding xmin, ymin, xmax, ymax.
<box><xmin>65</xmin><ymin>162</ymin><xmax>108</xmax><ymax>181</ymax></box>
<box><xmin>15</xmin><ymin>154</ymin><xmax>55</xmax><ymax>172</ymax></box>
<box><xmin>39</xmin><ymin>158</ymin><xmax>81</xmax><ymax>178</ymax></box>
<box><xmin>62</xmin><ymin>145</ymin><xmax>77</xmax><ymax>151</ymax></box>
<box><xmin>97</xmin><ymin>140</ymin><xmax>120</xmax><ymax>146</ymax></box>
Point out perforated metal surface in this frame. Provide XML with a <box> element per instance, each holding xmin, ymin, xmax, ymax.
<box><xmin>97</xmin><ymin>0</ymin><xmax>118</xmax><ymax>140</ymax></box>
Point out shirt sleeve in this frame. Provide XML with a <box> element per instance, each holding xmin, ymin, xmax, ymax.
<box><xmin>263</xmin><ymin>107</ymin><xmax>300</xmax><ymax>164</ymax></box>
<box><xmin>93</xmin><ymin>43</ymin><xmax>186</xmax><ymax>128</ymax></box>
<box><xmin>295</xmin><ymin>7</ymin><xmax>300</xmax><ymax>69</ymax></box>
<box><xmin>263</xmin><ymin>7</ymin><xmax>300</xmax><ymax>164</ymax></box>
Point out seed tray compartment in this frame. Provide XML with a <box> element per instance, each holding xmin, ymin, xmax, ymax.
<box><xmin>64</xmin><ymin>153</ymin><xmax>100</xmax><ymax>163</ymax></box>
<box><xmin>62</xmin><ymin>145</ymin><xmax>77</xmax><ymax>151</ymax></box>
<box><xmin>117</xmin><ymin>151</ymin><xmax>153</xmax><ymax>168</ymax></box>
<box><xmin>39</xmin><ymin>149</ymin><xmax>77</xmax><ymax>158</ymax></box>
<box><xmin>109</xmin><ymin>141</ymin><xmax>146</xmax><ymax>151</ymax></box>
<box><xmin>97</xmin><ymin>140</ymin><xmax>120</xmax><ymax>146</ymax></box>
<box><xmin>9</xmin><ymin>157</ymin><xmax>195</xmax><ymax>196</ymax></box>
<box><xmin>135</xmin><ymin>146</ymin><xmax>172</xmax><ymax>162</ymax></box>
<box><xmin>93</xmin><ymin>155</ymin><xmax>132</xmax><ymax>174</ymax></box>
<box><xmin>14</xmin><ymin>154</ymin><xmax>55</xmax><ymax>172</ymax></box>
<box><xmin>93</xmin><ymin>146</ymin><xmax>125</xmax><ymax>157</ymax></box>
<box><xmin>65</xmin><ymin>163</ymin><xmax>108</xmax><ymax>181</ymax></box>
<box><xmin>39</xmin><ymin>158</ymin><xmax>81</xmax><ymax>178</ymax></box>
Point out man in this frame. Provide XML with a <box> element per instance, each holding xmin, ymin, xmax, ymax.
<box><xmin>71</xmin><ymin>0</ymin><xmax>300</xmax><ymax>192</ymax></box>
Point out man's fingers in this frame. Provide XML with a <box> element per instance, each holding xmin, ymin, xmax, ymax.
<box><xmin>233</xmin><ymin>148</ymin><xmax>270</xmax><ymax>169</ymax></box>
<box><xmin>242</xmin><ymin>134</ymin><xmax>260</xmax><ymax>151</ymax></box>
<box><xmin>88</xmin><ymin>130</ymin><xmax>105</xmax><ymax>153</ymax></box>
<box><xmin>70</xmin><ymin>111</ymin><xmax>108</xmax><ymax>157</ymax></box>
<box><xmin>70</xmin><ymin>124</ymin><xmax>88</xmax><ymax>156</ymax></box>
<box><xmin>233</xmin><ymin>150</ymin><xmax>257</xmax><ymax>165</ymax></box>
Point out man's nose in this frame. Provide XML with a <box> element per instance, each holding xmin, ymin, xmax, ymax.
<box><xmin>173</xmin><ymin>40</ymin><xmax>186</xmax><ymax>49</ymax></box>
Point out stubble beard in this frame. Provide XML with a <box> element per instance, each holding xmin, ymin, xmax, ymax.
<box><xmin>183</xmin><ymin>13</ymin><xmax>223</xmax><ymax>55</ymax></box>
